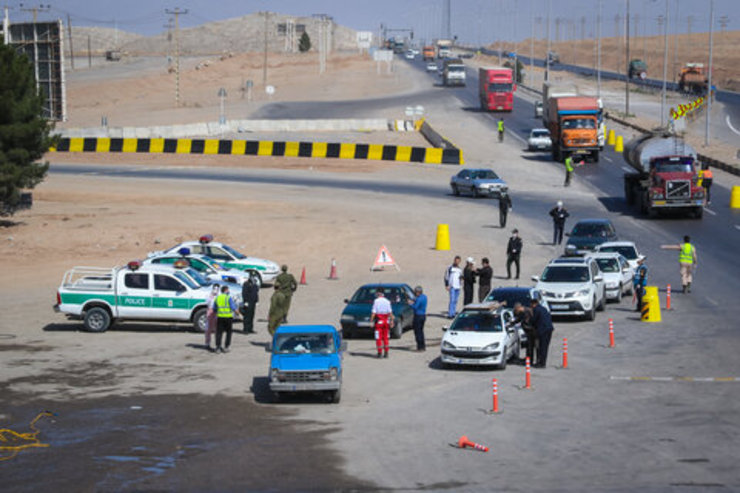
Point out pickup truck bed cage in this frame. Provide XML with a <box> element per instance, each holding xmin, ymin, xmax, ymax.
<box><xmin>61</xmin><ymin>266</ymin><xmax>116</xmax><ymax>291</ymax></box>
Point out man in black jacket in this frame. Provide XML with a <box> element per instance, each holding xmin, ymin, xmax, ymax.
<box><xmin>510</xmin><ymin>302</ymin><xmax>536</xmax><ymax>363</ymax></box>
<box><xmin>549</xmin><ymin>200</ymin><xmax>569</xmax><ymax>245</ymax></box>
<box><xmin>462</xmin><ymin>257</ymin><xmax>476</xmax><ymax>306</ymax></box>
<box><xmin>241</xmin><ymin>275</ymin><xmax>260</xmax><ymax>333</ymax></box>
<box><xmin>499</xmin><ymin>191</ymin><xmax>512</xmax><ymax>228</ymax></box>
<box><xmin>476</xmin><ymin>257</ymin><xmax>493</xmax><ymax>302</ymax></box>
<box><xmin>506</xmin><ymin>229</ymin><xmax>523</xmax><ymax>279</ymax></box>
<box><xmin>531</xmin><ymin>296</ymin><xmax>554</xmax><ymax>368</ymax></box>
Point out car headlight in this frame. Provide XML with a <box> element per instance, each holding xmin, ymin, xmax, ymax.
<box><xmin>577</xmin><ymin>289</ymin><xmax>591</xmax><ymax>296</ymax></box>
<box><xmin>442</xmin><ymin>341</ymin><xmax>456</xmax><ymax>350</ymax></box>
<box><xmin>329</xmin><ymin>367</ymin><xmax>338</xmax><ymax>381</ymax></box>
<box><xmin>341</xmin><ymin>314</ymin><xmax>354</xmax><ymax>321</ymax></box>
<box><xmin>482</xmin><ymin>342</ymin><xmax>500</xmax><ymax>351</ymax></box>
<box><xmin>694</xmin><ymin>190</ymin><xmax>705</xmax><ymax>199</ymax></box>
<box><xmin>270</xmin><ymin>368</ymin><xmax>281</xmax><ymax>382</ymax></box>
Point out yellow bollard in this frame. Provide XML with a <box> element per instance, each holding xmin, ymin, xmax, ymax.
<box><xmin>615</xmin><ymin>135</ymin><xmax>624</xmax><ymax>153</ymax></box>
<box><xmin>435</xmin><ymin>224</ymin><xmax>451</xmax><ymax>250</ymax></box>
<box><xmin>731</xmin><ymin>186</ymin><xmax>740</xmax><ymax>209</ymax></box>
<box><xmin>641</xmin><ymin>286</ymin><xmax>662</xmax><ymax>323</ymax></box>
<box><xmin>607</xmin><ymin>129</ymin><xmax>616</xmax><ymax>146</ymax></box>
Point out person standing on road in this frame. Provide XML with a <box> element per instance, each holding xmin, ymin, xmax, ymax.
<box><xmin>463</xmin><ymin>257</ymin><xmax>476</xmax><ymax>306</ymax></box>
<box><xmin>275</xmin><ymin>264</ymin><xmax>297</xmax><ymax>323</ymax></box>
<box><xmin>632</xmin><ymin>256</ymin><xmax>648</xmax><ymax>312</ymax></box>
<box><xmin>205</xmin><ymin>284</ymin><xmax>220</xmax><ymax>351</ymax></box>
<box><xmin>531</xmin><ymin>295</ymin><xmax>554</xmax><ymax>368</ymax></box>
<box><xmin>444</xmin><ymin>256</ymin><xmax>463</xmax><ymax>318</ymax></box>
<box><xmin>370</xmin><ymin>289</ymin><xmax>394</xmax><ymax>358</ymax></box>
<box><xmin>549</xmin><ymin>201</ymin><xmax>569</xmax><ymax>245</ymax></box>
<box><xmin>510</xmin><ymin>302</ymin><xmax>536</xmax><ymax>364</ymax></box>
<box><xmin>700</xmin><ymin>163</ymin><xmax>713</xmax><ymax>204</ymax></box>
<box><xmin>498</xmin><ymin>190</ymin><xmax>512</xmax><ymax>228</ymax></box>
<box><xmin>506</xmin><ymin>229</ymin><xmax>523</xmax><ymax>280</ymax></box>
<box><xmin>497</xmin><ymin>118</ymin><xmax>505</xmax><ymax>143</ymax></box>
<box><xmin>267</xmin><ymin>285</ymin><xmax>288</xmax><ymax>336</ymax></box>
<box><xmin>241</xmin><ymin>275</ymin><xmax>259</xmax><ymax>333</ymax></box>
<box><xmin>409</xmin><ymin>286</ymin><xmax>428</xmax><ymax>351</ymax></box>
<box><xmin>564</xmin><ymin>155</ymin><xmax>574</xmax><ymax>187</ymax></box>
<box><xmin>476</xmin><ymin>258</ymin><xmax>493</xmax><ymax>302</ymax></box>
<box><xmin>215</xmin><ymin>285</ymin><xmax>239</xmax><ymax>353</ymax></box>
<box><xmin>662</xmin><ymin>236</ymin><xmax>698</xmax><ymax>293</ymax></box>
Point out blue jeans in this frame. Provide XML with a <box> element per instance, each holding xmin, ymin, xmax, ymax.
<box><xmin>448</xmin><ymin>288</ymin><xmax>460</xmax><ymax>317</ymax></box>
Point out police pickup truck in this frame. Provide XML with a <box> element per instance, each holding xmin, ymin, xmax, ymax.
<box><xmin>54</xmin><ymin>261</ymin><xmax>213</xmax><ymax>332</ymax></box>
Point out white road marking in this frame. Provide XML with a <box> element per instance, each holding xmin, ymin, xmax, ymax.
<box><xmin>610</xmin><ymin>376</ymin><xmax>740</xmax><ymax>382</ymax></box>
<box><xmin>735</xmin><ymin>225</ymin><xmax>740</xmax><ymax>231</ymax></box>
<box><xmin>705</xmin><ymin>297</ymin><xmax>719</xmax><ymax>307</ymax></box>
<box><xmin>704</xmin><ymin>207</ymin><xmax>717</xmax><ymax>216</ymax></box>
<box><xmin>726</xmin><ymin>115</ymin><xmax>740</xmax><ymax>136</ymax></box>
<box><xmin>603</xmin><ymin>156</ymin><xmax>613</xmax><ymax>163</ymax></box>
<box><xmin>621</xmin><ymin>166</ymin><xmax>633</xmax><ymax>173</ymax></box>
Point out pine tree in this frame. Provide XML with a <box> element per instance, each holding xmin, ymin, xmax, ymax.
<box><xmin>298</xmin><ymin>32</ymin><xmax>312</xmax><ymax>53</ymax></box>
<box><xmin>0</xmin><ymin>43</ymin><xmax>54</xmax><ymax>216</ymax></box>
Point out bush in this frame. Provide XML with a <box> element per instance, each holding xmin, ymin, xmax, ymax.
<box><xmin>299</xmin><ymin>32</ymin><xmax>311</xmax><ymax>53</ymax></box>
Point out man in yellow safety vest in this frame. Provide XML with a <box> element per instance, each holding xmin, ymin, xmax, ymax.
<box><xmin>662</xmin><ymin>235</ymin><xmax>698</xmax><ymax>294</ymax></box>
<box><xmin>215</xmin><ymin>285</ymin><xmax>239</xmax><ymax>353</ymax></box>
<box><xmin>497</xmin><ymin>118</ymin><xmax>504</xmax><ymax>143</ymax></box>
<box><xmin>564</xmin><ymin>156</ymin><xmax>574</xmax><ymax>187</ymax></box>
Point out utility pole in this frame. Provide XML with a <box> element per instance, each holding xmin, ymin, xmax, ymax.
<box><xmin>597</xmin><ymin>0</ymin><xmax>602</xmax><ymax>99</ymax></box>
<box><xmin>261</xmin><ymin>11</ymin><xmax>269</xmax><ymax>86</ymax></box>
<box><xmin>660</xmin><ymin>0</ymin><xmax>669</xmax><ymax>126</ymax></box>
<box><xmin>545</xmin><ymin>0</ymin><xmax>551</xmax><ymax>82</ymax></box>
<box><xmin>672</xmin><ymin>0</ymin><xmax>679</xmax><ymax>83</ymax></box>
<box><xmin>2</xmin><ymin>5</ymin><xmax>9</xmax><ymax>44</ymax></box>
<box><xmin>444</xmin><ymin>0</ymin><xmax>451</xmax><ymax>39</ymax></box>
<box><xmin>530</xmin><ymin>3</ymin><xmax>535</xmax><ymax>81</ymax></box>
<box><xmin>625</xmin><ymin>0</ymin><xmax>630</xmax><ymax>116</ymax></box>
<box><xmin>614</xmin><ymin>14</ymin><xmax>621</xmax><ymax>74</ymax></box>
<box><xmin>20</xmin><ymin>3</ymin><xmax>50</xmax><ymax>23</ymax></box>
<box><xmin>581</xmin><ymin>16</ymin><xmax>586</xmax><ymax>41</ymax></box>
<box><xmin>165</xmin><ymin>7</ymin><xmax>188</xmax><ymax>108</ymax></box>
<box><xmin>87</xmin><ymin>34</ymin><xmax>91</xmax><ymax>68</ymax></box>
<box><xmin>163</xmin><ymin>18</ymin><xmax>174</xmax><ymax>65</ymax></box>
<box><xmin>705</xmin><ymin>0</ymin><xmax>715</xmax><ymax>146</ymax></box>
<box><xmin>66</xmin><ymin>13</ymin><xmax>74</xmax><ymax>70</ymax></box>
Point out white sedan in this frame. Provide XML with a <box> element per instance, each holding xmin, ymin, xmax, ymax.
<box><xmin>527</xmin><ymin>128</ymin><xmax>552</xmax><ymax>151</ymax></box>
<box><xmin>590</xmin><ymin>252</ymin><xmax>634</xmax><ymax>302</ymax></box>
<box><xmin>440</xmin><ymin>303</ymin><xmax>519</xmax><ymax>369</ymax></box>
<box><xmin>595</xmin><ymin>241</ymin><xmax>642</xmax><ymax>271</ymax></box>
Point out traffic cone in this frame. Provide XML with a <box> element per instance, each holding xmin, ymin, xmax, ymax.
<box><xmin>299</xmin><ymin>267</ymin><xmax>307</xmax><ymax>285</ymax></box>
<box><xmin>457</xmin><ymin>435</ymin><xmax>489</xmax><ymax>452</ymax></box>
<box><xmin>328</xmin><ymin>258</ymin><xmax>338</xmax><ymax>280</ymax></box>
<box><xmin>615</xmin><ymin>135</ymin><xmax>624</xmax><ymax>153</ymax></box>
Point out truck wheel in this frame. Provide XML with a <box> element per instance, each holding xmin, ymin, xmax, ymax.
<box><xmin>592</xmin><ymin>151</ymin><xmax>599</xmax><ymax>163</ymax></box>
<box><xmin>624</xmin><ymin>183</ymin><xmax>635</xmax><ymax>205</ymax></box>
<box><xmin>392</xmin><ymin>318</ymin><xmax>403</xmax><ymax>339</ymax></box>
<box><xmin>329</xmin><ymin>388</ymin><xmax>341</xmax><ymax>404</ymax></box>
<box><xmin>693</xmin><ymin>207</ymin><xmax>704</xmax><ymax>219</ymax></box>
<box><xmin>84</xmin><ymin>307</ymin><xmax>111</xmax><ymax>332</ymax></box>
<box><xmin>193</xmin><ymin>308</ymin><xmax>208</xmax><ymax>332</ymax></box>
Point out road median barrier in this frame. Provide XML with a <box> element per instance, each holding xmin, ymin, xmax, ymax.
<box><xmin>50</xmin><ymin>136</ymin><xmax>463</xmax><ymax>165</ymax></box>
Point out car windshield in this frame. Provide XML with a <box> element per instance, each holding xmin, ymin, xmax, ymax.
<box><xmin>571</xmin><ymin>223</ymin><xmax>610</xmax><ymax>237</ymax></box>
<box><xmin>532</xmin><ymin>130</ymin><xmax>549</xmax><ymax>138</ymax></box>
<box><xmin>471</xmin><ymin>170</ymin><xmax>499</xmax><ymax>180</ymax></box>
<box><xmin>450</xmin><ymin>312</ymin><xmax>503</xmax><ymax>332</ymax></box>
<box><xmin>448</xmin><ymin>66</ymin><xmax>465</xmax><ymax>73</ymax></box>
<box><xmin>201</xmin><ymin>256</ymin><xmax>225</xmax><ymax>270</ymax></box>
<box><xmin>599</xmin><ymin>246</ymin><xmax>637</xmax><ymax>260</ymax></box>
<box><xmin>275</xmin><ymin>333</ymin><xmax>335</xmax><ymax>355</ymax></box>
<box><xmin>173</xmin><ymin>271</ymin><xmax>199</xmax><ymax>289</ymax></box>
<box><xmin>654</xmin><ymin>161</ymin><xmax>693</xmax><ymax>173</ymax></box>
<box><xmin>488</xmin><ymin>83</ymin><xmax>513</xmax><ymax>92</ymax></box>
<box><xmin>541</xmin><ymin>266</ymin><xmax>590</xmax><ymax>282</ymax></box>
<box><xmin>595</xmin><ymin>258</ymin><xmax>620</xmax><ymax>273</ymax></box>
<box><xmin>185</xmin><ymin>268</ymin><xmax>210</xmax><ymax>286</ymax></box>
<box><xmin>221</xmin><ymin>244</ymin><xmax>246</xmax><ymax>260</ymax></box>
<box><xmin>562</xmin><ymin>118</ymin><xmax>596</xmax><ymax>129</ymax></box>
<box><xmin>350</xmin><ymin>287</ymin><xmax>404</xmax><ymax>304</ymax></box>
<box><xmin>485</xmin><ymin>290</ymin><xmax>531</xmax><ymax>307</ymax></box>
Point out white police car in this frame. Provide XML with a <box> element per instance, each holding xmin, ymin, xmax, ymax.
<box><xmin>144</xmin><ymin>249</ymin><xmax>254</xmax><ymax>286</ymax></box>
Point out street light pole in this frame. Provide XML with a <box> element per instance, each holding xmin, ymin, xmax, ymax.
<box><xmin>545</xmin><ymin>0</ymin><xmax>551</xmax><ymax>82</ymax></box>
<box><xmin>660</xmin><ymin>0</ymin><xmax>669</xmax><ymax>126</ymax></box>
<box><xmin>597</xmin><ymin>0</ymin><xmax>602</xmax><ymax>99</ymax></box>
<box><xmin>705</xmin><ymin>0</ymin><xmax>715</xmax><ymax>146</ymax></box>
<box><xmin>625</xmin><ymin>0</ymin><xmax>630</xmax><ymax>116</ymax></box>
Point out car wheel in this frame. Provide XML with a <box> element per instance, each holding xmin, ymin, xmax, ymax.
<box><xmin>329</xmin><ymin>388</ymin><xmax>341</xmax><ymax>404</ymax></box>
<box><xmin>472</xmin><ymin>187</ymin><xmax>480</xmax><ymax>198</ymax></box>
<box><xmin>615</xmin><ymin>285</ymin><xmax>623</xmax><ymax>303</ymax></box>
<box><xmin>342</xmin><ymin>328</ymin><xmax>352</xmax><ymax>339</ymax></box>
<box><xmin>84</xmin><ymin>307</ymin><xmax>111</xmax><ymax>332</ymax></box>
<box><xmin>498</xmin><ymin>348</ymin><xmax>507</xmax><ymax>370</ymax></box>
<box><xmin>273</xmin><ymin>391</ymin><xmax>284</xmax><ymax>403</ymax></box>
<box><xmin>586</xmin><ymin>298</ymin><xmax>596</xmax><ymax>321</ymax></box>
<box><xmin>626</xmin><ymin>284</ymin><xmax>634</xmax><ymax>296</ymax></box>
<box><xmin>193</xmin><ymin>307</ymin><xmax>208</xmax><ymax>332</ymax></box>
<box><xmin>451</xmin><ymin>184</ymin><xmax>460</xmax><ymax>196</ymax></box>
<box><xmin>597</xmin><ymin>292</ymin><xmax>606</xmax><ymax>311</ymax></box>
<box><xmin>391</xmin><ymin>318</ymin><xmax>403</xmax><ymax>339</ymax></box>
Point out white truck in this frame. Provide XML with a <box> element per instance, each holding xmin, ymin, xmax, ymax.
<box><xmin>443</xmin><ymin>58</ymin><xmax>466</xmax><ymax>87</ymax></box>
<box><xmin>54</xmin><ymin>261</ymin><xmax>214</xmax><ymax>332</ymax></box>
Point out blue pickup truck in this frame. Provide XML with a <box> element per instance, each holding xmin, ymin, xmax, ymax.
<box><xmin>267</xmin><ymin>325</ymin><xmax>345</xmax><ymax>403</ymax></box>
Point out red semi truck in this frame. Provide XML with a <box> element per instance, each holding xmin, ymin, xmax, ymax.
<box><xmin>545</xmin><ymin>96</ymin><xmax>600</xmax><ymax>162</ymax></box>
<box><xmin>478</xmin><ymin>67</ymin><xmax>516</xmax><ymax>112</ymax></box>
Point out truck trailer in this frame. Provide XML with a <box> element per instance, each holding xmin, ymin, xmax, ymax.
<box><xmin>478</xmin><ymin>67</ymin><xmax>516</xmax><ymax>111</ymax></box>
<box><xmin>623</xmin><ymin>133</ymin><xmax>705</xmax><ymax>218</ymax></box>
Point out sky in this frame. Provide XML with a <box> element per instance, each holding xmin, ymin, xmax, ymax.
<box><xmin>6</xmin><ymin>0</ymin><xmax>738</xmax><ymax>45</ymax></box>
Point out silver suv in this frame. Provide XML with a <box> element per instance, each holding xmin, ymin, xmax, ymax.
<box><xmin>532</xmin><ymin>257</ymin><xmax>606</xmax><ymax>321</ymax></box>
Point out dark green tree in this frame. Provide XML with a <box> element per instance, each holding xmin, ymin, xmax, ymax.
<box><xmin>503</xmin><ymin>59</ymin><xmax>524</xmax><ymax>84</ymax></box>
<box><xmin>0</xmin><ymin>42</ymin><xmax>53</xmax><ymax>216</ymax></box>
<box><xmin>298</xmin><ymin>32</ymin><xmax>312</xmax><ymax>53</ymax></box>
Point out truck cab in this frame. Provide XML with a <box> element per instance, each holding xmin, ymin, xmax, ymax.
<box><xmin>443</xmin><ymin>58</ymin><xmax>466</xmax><ymax>86</ymax></box>
<box><xmin>547</xmin><ymin>96</ymin><xmax>600</xmax><ymax>163</ymax></box>
<box><xmin>268</xmin><ymin>325</ymin><xmax>345</xmax><ymax>403</ymax></box>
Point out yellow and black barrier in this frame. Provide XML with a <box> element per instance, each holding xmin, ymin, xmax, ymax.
<box><xmin>50</xmin><ymin>137</ymin><xmax>464</xmax><ymax>165</ymax></box>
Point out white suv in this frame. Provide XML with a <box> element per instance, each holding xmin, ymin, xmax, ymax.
<box><xmin>532</xmin><ymin>257</ymin><xmax>606</xmax><ymax>321</ymax></box>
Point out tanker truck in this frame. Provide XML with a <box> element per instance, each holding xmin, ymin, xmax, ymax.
<box><xmin>623</xmin><ymin>132</ymin><xmax>705</xmax><ymax>219</ymax></box>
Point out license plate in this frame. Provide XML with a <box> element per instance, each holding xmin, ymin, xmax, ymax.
<box><xmin>357</xmin><ymin>321</ymin><xmax>372</xmax><ymax>327</ymax></box>
<box><xmin>652</xmin><ymin>200</ymin><xmax>666</xmax><ymax>205</ymax></box>
<box><xmin>551</xmin><ymin>304</ymin><xmax>569</xmax><ymax>310</ymax></box>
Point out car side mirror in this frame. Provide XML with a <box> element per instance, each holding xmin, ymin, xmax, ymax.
<box><xmin>442</xmin><ymin>325</ymin><xmax>449</xmax><ymax>332</ymax></box>
<box><xmin>594</xmin><ymin>276</ymin><xmax>603</xmax><ymax>283</ymax></box>
<box><xmin>344</xmin><ymin>299</ymin><xmax>349</xmax><ymax>303</ymax></box>
<box><xmin>531</xmin><ymin>275</ymin><xmax>539</xmax><ymax>282</ymax></box>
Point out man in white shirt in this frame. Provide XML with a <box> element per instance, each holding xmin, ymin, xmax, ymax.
<box><xmin>370</xmin><ymin>289</ymin><xmax>394</xmax><ymax>358</ymax></box>
<box><xmin>444</xmin><ymin>256</ymin><xmax>463</xmax><ymax>318</ymax></box>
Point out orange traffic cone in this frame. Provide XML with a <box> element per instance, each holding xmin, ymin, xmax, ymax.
<box><xmin>300</xmin><ymin>267</ymin><xmax>307</xmax><ymax>285</ymax></box>
<box><xmin>457</xmin><ymin>435</ymin><xmax>489</xmax><ymax>452</ymax></box>
<box><xmin>328</xmin><ymin>258</ymin><xmax>338</xmax><ymax>280</ymax></box>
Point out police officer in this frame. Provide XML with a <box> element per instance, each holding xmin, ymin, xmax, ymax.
<box><xmin>497</xmin><ymin>118</ymin><xmax>505</xmax><ymax>143</ymax></box>
<box><xmin>509</xmin><ymin>302</ymin><xmax>536</xmax><ymax>363</ymax></box>
<box><xmin>506</xmin><ymin>229</ymin><xmax>522</xmax><ymax>280</ymax></box>
<box><xmin>215</xmin><ymin>285</ymin><xmax>239</xmax><ymax>353</ymax></box>
<box><xmin>632</xmin><ymin>256</ymin><xmax>648</xmax><ymax>312</ymax></box>
<box><xmin>499</xmin><ymin>190</ymin><xmax>512</xmax><ymax>228</ymax></box>
<box><xmin>531</xmin><ymin>295</ymin><xmax>554</xmax><ymax>368</ymax></box>
<box><xmin>476</xmin><ymin>258</ymin><xmax>493</xmax><ymax>302</ymax></box>
<box><xmin>275</xmin><ymin>265</ymin><xmax>298</xmax><ymax>322</ymax></box>
<box><xmin>549</xmin><ymin>200</ymin><xmax>569</xmax><ymax>245</ymax></box>
<box><xmin>564</xmin><ymin>155</ymin><xmax>574</xmax><ymax>187</ymax></box>
<box><xmin>700</xmin><ymin>163</ymin><xmax>713</xmax><ymax>204</ymax></box>
<box><xmin>241</xmin><ymin>275</ymin><xmax>259</xmax><ymax>333</ymax></box>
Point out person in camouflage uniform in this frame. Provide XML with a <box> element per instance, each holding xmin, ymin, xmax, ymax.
<box><xmin>274</xmin><ymin>264</ymin><xmax>298</xmax><ymax>323</ymax></box>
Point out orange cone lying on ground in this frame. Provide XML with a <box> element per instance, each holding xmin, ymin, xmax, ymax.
<box><xmin>457</xmin><ymin>435</ymin><xmax>489</xmax><ymax>452</ymax></box>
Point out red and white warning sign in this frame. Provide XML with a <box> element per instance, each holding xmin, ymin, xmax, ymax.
<box><xmin>371</xmin><ymin>245</ymin><xmax>400</xmax><ymax>271</ymax></box>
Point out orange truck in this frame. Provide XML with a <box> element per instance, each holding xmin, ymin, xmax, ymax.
<box><xmin>545</xmin><ymin>96</ymin><xmax>600</xmax><ymax>163</ymax></box>
<box><xmin>422</xmin><ymin>45</ymin><xmax>435</xmax><ymax>61</ymax></box>
<box><xmin>678</xmin><ymin>63</ymin><xmax>708</xmax><ymax>95</ymax></box>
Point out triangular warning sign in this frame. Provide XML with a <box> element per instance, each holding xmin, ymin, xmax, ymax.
<box><xmin>371</xmin><ymin>245</ymin><xmax>400</xmax><ymax>271</ymax></box>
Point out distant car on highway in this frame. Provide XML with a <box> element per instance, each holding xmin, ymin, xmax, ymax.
<box><xmin>426</xmin><ymin>61</ymin><xmax>437</xmax><ymax>72</ymax></box>
<box><xmin>548</xmin><ymin>51</ymin><xmax>560</xmax><ymax>64</ymax></box>
<box><xmin>534</xmin><ymin>100</ymin><xmax>543</xmax><ymax>118</ymax></box>
<box><xmin>440</xmin><ymin>302</ymin><xmax>519</xmax><ymax>369</ymax></box>
<box><xmin>340</xmin><ymin>283</ymin><xmax>415</xmax><ymax>339</ymax></box>
<box><xmin>527</xmin><ymin>128</ymin><xmax>552</xmax><ymax>151</ymax></box>
<box><xmin>450</xmin><ymin>168</ymin><xmax>508</xmax><ymax>198</ymax></box>
<box><xmin>589</xmin><ymin>252</ymin><xmax>634</xmax><ymax>302</ymax></box>
<box><xmin>565</xmin><ymin>219</ymin><xmax>618</xmax><ymax>254</ymax></box>
<box><xmin>405</xmin><ymin>50</ymin><xmax>415</xmax><ymax>60</ymax></box>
